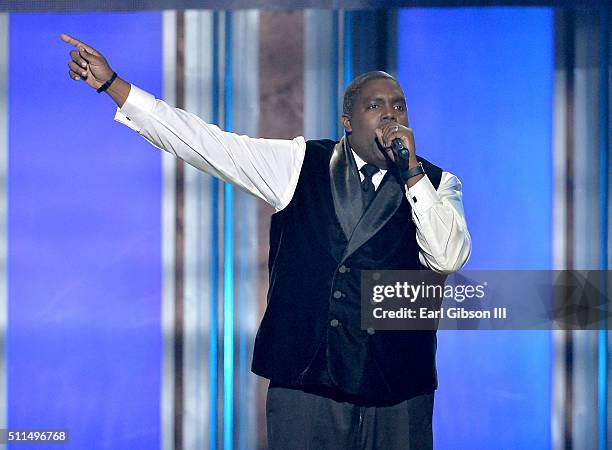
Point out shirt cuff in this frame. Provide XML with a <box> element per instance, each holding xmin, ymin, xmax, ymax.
<box><xmin>113</xmin><ymin>84</ymin><xmax>157</xmax><ymax>133</ymax></box>
<box><xmin>405</xmin><ymin>175</ymin><xmax>441</xmax><ymax>215</ymax></box>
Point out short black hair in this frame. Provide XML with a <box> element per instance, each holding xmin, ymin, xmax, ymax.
<box><xmin>342</xmin><ymin>71</ymin><xmax>397</xmax><ymax>117</ymax></box>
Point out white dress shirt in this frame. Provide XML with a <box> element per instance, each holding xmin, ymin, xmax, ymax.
<box><xmin>114</xmin><ymin>84</ymin><xmax>471</xmax><ymax>273</ymax></box>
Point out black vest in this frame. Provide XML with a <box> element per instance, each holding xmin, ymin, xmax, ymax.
<box><xmin>251</xmin><ymin>138</ymin><xmax>444</xmax><ymax>405</ymax></box>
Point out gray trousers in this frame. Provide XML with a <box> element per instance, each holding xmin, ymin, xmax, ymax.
<box><xmin>266</xmin><ymin>386</ymin><xmax>434</xmax><ymax>450</ymax></box>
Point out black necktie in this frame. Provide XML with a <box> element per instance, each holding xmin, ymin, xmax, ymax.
<box><xmin>360</xmin><ymin>163</ymin><xmax>380</xmax><ymax>210</ymax></box>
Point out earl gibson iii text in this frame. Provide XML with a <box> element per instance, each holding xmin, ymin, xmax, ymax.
<box><xmin>361</xmin><ymin>270</ymin><xmax>506</xmax><ymax>331</ymax></box>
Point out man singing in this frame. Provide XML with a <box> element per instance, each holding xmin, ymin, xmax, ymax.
<box><xmin>62</xmin><ymin>33</ymin><xmax>471</xmax><ymax>449</ymax></box>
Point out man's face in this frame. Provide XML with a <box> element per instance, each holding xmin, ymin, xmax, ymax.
<box><xmin>341</xmin><ymin>78</ymin><xmax>409</xmax><ymax>168</ymax></box>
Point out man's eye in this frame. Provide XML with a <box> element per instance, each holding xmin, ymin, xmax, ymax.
<box><xmin>394</xmin><ymin>105</ymin><xmax>406</xmax><ymax>111</ymax></box>
<box><xmin>367</xmin><ymin>104</ymin><xmax>379</xmax><ymax>110</ymax></box>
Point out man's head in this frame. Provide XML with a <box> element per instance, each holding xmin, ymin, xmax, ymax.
<box><xmin>341</xmin><ymin>71</ymin><xmax>409</xmax><ymax>168</ymax></box>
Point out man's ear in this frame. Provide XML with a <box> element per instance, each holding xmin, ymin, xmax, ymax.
<box><xmin>341</xmin><ymin>114</ymin><xmax>352</xmax><ymax>132</ymax></box>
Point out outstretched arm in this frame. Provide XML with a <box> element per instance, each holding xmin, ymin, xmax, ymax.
<box><xmin>60</xmin><ymin>34</ymin><xmax>305</xmax><ymax>211</ymax></box>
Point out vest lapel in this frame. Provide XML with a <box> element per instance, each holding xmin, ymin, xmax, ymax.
<box><xmin>341</xmin><ymin>171</ymin><xmax>405</xmax><ymax>262</ymax></box>
<box><xmin>329</xmin><ymin>138</ymin><xmax>406</xmax><ymax>263</ymax></box>
<box><xmin>329</xmin><ymin>137</ymin><xmax>363</xmax><ymax>240</ymax></box>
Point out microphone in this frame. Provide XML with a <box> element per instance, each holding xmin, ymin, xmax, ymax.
<box><xmin>391</xmin><ymin>139</ymin><xmax>410</xmax><ymax>161</ymax></box>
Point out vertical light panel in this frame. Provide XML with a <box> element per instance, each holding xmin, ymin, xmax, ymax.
<box><xmin>552</xmin><ymin>11</ymin><xmax>573</xmax><ymax>449</ymax></box>
<box><xmin>231</xmin><ymin>10</ymin><xmax>259</xmax><ymax>450</ymax></box>
<box><xmin>181</xmin><ymin>9</ymin><xmax>261</xmax><ymax>450</ymax></box>
<box><xmin>162</xmin><ymin>10</ymin><xmax>177</xmax><ymax>450</ymax></box>
<box><xmin>342</xmin><ymin>11</ymin><xmax>353</xmax><ymax>89</ymax></box>
<box><xmin>0</xmin><ymin>12</ymin><xmax>7</xmax><ymax>440</ymax></box>
<box><xmin>211</xmin><ymin>11</ymin><xmax>220</xmax><ymax>450</ymax></box>
<box><xmin>597</xmin><ymin>7</ymin><xmax>609</xmax><ymax>450</ymax></box>
<box><xmin>567</xmin><ymin>10</ymin><xmax>607</xmax><ymax>450</ymax></box>
<box><xmin>183</xmin><ymin>9</ymin><xmax>214</xmax><ymax>450</ymax></box>
<box><xmin>8</xmin><ymin>12</ymin><xmax>163</xmax><ymax>450</ymax></box>
<box><xmin>398</xmin><ymin>8</ymin><xmax>553</xmax><ymax>449</ymax></box>
<box><xmin>223</xmin><ymin>12</ymin><xmax>234</xmax><ymax>450</ymax></box>
<box><xmin>331</xmin><ymin>11</ymin><xmax>340</xmax><ymax>140</ymax></box>
<box><xmin>304</xmin><ymin>10</ymin><xmax>337</xmax><ymax>141</ymax></box>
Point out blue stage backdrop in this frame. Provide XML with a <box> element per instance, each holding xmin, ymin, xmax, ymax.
<box><xmin>398</xmin><ymin>7</ymin><xmax>553</xmax><ymax>449</ymax></box>
<box><xmin>8</xmin><ymin>12</ymin><xmax>163</xmax><ymax>449</ymax></box>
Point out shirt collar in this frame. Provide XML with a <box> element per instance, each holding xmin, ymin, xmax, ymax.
<box><xmin>351</xmin><ymin>149</ymin><xmax>387</xmax><ymax>176</ymax></box>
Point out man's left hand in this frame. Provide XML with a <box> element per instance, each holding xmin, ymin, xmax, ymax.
<box><xmin>375</xmin><ymin>123</ymin><xmax>419</xmax><ymax>169</ymax></box>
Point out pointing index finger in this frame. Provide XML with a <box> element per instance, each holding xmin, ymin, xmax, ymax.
<box><xmin>60</xmin><ymin>33</ymin><xmax>82</xmax><ymax>47</ymax></box>
<box><xmin>60</xmin><ymin>33</ymin><xmax>98</xmax><ymax>54</ymax></box>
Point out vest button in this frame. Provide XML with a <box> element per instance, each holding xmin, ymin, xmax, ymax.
<box><xmin>338</xmin><ymin>265</ymin><xmax>348</xmax><ymax>274</ymax></box>
<box><xmin>333</xmin><ymin>290</ymin><xmax>342</xmax><ymax>299</ymax></box>
<box><xmin>330</xmin><ymin>319</ymin><xmax>339</xmax><ymax>327</ymax></box>
<box><xmin>367</xmin><ymin>327</ymin><xmax>375</xmax><ymax>335</ymax></box>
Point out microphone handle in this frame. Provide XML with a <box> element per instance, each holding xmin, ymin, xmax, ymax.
<box><xmin>391</xmin><ymin>139</ymin><xmax>410</xmax><ymax>161</ymax></box>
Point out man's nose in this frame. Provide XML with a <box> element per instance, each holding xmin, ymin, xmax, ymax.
<box><xmin>381</xmin><ymin>106</ymin><xmax>398</xmax><ymax>122</ymax></box>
